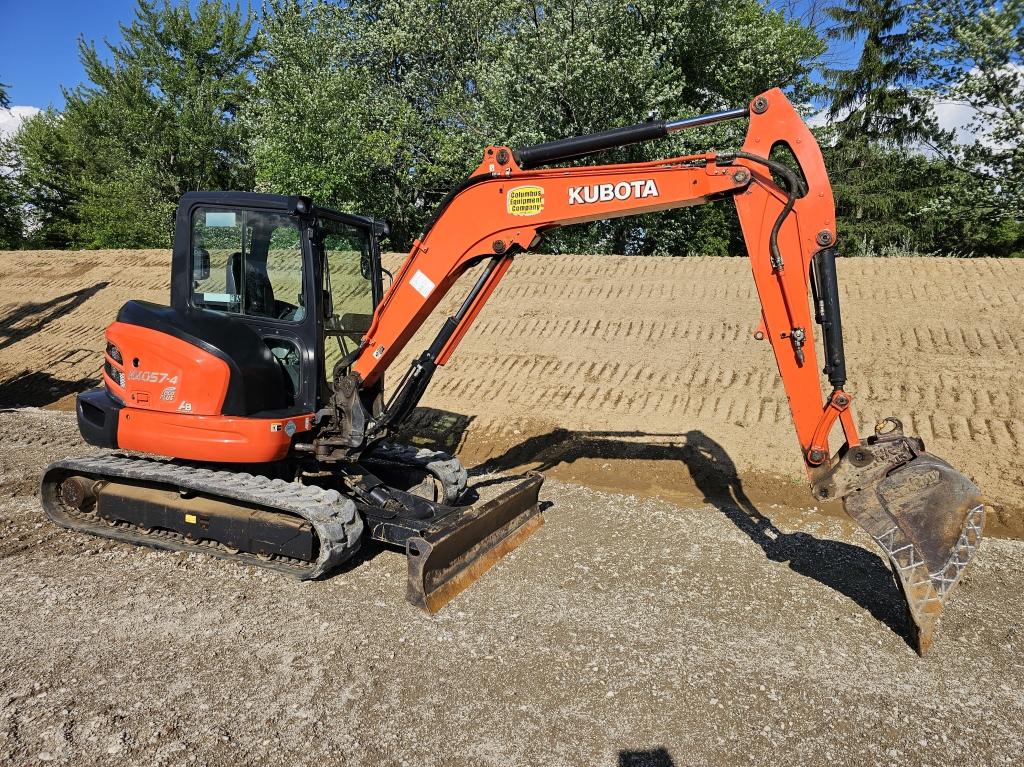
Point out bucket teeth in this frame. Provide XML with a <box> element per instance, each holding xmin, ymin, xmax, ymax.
<box><xmin>869</xmin><ymin>502</ymin><xmax>984</xmax><ymax>654</ymax></box>
<box><xmin>813</xmin><ymin>419</ymin><xmax>984</xmax><ymax>654</ymax></box>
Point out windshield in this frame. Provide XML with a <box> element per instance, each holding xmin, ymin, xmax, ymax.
<box><xmin>190</xmin><ymin>207</ymin><xmax>305</xmax><ymax>323</ymax></box>
<box><xmin>320</xmin><ymin>219</ymin><xmax>375</xmax><ymax>381</ymax></box>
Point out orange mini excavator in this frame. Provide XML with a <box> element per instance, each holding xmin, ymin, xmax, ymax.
<box><xmin>41</xmin><ymin>89</ymin><xmax>983</xmax><ymax>653</ymax></box>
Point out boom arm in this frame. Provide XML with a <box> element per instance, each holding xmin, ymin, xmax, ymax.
<box><xmin>347</xmin><ymin>88</ymin><xmax>857</xmax><ymax>481</ymax></box>
<box><xmin>325</xmin><ymin>88</ymin><xmax>984</xmax><ymax>654</ymax></box>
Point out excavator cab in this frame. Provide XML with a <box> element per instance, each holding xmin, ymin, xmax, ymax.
<box><xmin>177</xmin><ymin>192</ymin><xmax>387</xmax><ymax>420</ymax></box>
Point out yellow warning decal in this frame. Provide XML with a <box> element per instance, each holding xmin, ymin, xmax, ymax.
<box><xmin>507</xmin><ymin>185</ymin><xmax>544</xmax><ymax>216</ymax></box>
<box><xmin>184</xmin><ymin>513</ymin><xmax>197</xmax><ymax>524</ymax></box>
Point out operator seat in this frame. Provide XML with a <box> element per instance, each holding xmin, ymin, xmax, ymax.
<box><xmin>226</xmin><ymin>252</ymin><xmax>276</xmax><ymax>317</ymax></box>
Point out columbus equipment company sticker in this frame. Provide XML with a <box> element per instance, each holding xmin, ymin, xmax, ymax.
<box><xmin>507</xmin><ymin>185</ymin><xmax>544</xmax><ymax>216</ymax></box>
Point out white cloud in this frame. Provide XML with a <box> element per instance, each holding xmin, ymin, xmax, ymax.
<box><xmin>932</xmin><ymin>100</ymin><xmax>978</xmax><ymax>145</ymax></box>
<box><xmin>807</xmin><ymin>108</ymin><xmax>832</xmax><ymax>129</ymax></box>
<box><xmin>0</xmin><ymin>106</ymin><xmax>42</xmax><ymax>139</ymax></box>
<box><xmin>807</xmin><ymin>99</ymin><xmax>985</xmax><ymax>152</ymax></box>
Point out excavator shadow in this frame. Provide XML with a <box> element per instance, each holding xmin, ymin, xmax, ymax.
<box><xmin>0</xmin><ymin>282</ymin><xmax>110</xmax><ymax>352</ymax></box>
<box><xmin>469</xmin><ymin>428</ymin><xmax>914</xmax><ymax>649</ymax></box>
<box><xmin>0</xmin><ymin>348</ymin><xmax>104</xmax><ymax>409</ymax></box>
<box><xmin>618</xmin><ymin>748</ymin><xmax>675</xmax><ymax>767</ymax></box>
<box><xmin>0</xmin><ymin>282</ymin><xmax>111</xmax><ymax>408</ymax></box>
<box><xmin>395</xmin><ymin>407</ymin><xmax>476</xmax><ymax>455</ymax></box>
<box><xmin>0</xmin><ymin>369</ymin><xmax>101</xmax><ymax>408</ymax></box>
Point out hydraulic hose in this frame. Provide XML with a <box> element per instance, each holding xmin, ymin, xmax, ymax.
<box><xmin>719</xmin><ymin>151</ymin><xmax>804</xmax><ymax>270</ymax></box>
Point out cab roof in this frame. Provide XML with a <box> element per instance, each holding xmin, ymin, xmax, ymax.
<box><xmin>178</xmin><ymin>191</ymin><xmax>376</xmax><ymax>230</ymax></box>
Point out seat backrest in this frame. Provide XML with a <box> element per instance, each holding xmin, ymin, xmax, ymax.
<box><xmin>225</xmin><ymin>252</ymin><xmax>276</xmax><ymax>317</ymax></box>
<box><xmin>245</xmin><ymin>263</ymin><xmax>275</xmax><ymax>316</ymax></box>
<box><xmin>226</xmin><ymin>251</ymin><xmax>242</xmax><ymax>296</ymax></box>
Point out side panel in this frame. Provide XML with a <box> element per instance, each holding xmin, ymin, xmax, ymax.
<box><xmin>105</xmin><ymin>321</ymin><xmax>231</xmax><ymax>416</ymax></box>
<box><xmin>116</xmin><ymin>408</ymin><xmax>314</xmax><ymax>463</ymax></box>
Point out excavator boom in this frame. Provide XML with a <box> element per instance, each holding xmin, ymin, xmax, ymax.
<box><xmin>333</xmin><ymin>89</ymin><xmax>983</xmax><ymax>653</ymax></box>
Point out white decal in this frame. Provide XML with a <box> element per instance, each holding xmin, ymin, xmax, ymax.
<box><xmin>177</xmin><ymin>401</ymin><xmax>193</xmax><ymax>413</ymax></box>
<box><xmin>410</xmin><ymin>269</ymin><xmax>435</xmax><ymax>299</ymax></box>
<box><xmin>128</xmin><ymin>370</ymin><xmax>179</xmax><ymax>385</ymax></box>
<box><xmin>568</xmin><ymin>179</ymin><xmax>660</xmax><ymax>205</ymax></box>
<box><xmin>159</xmin><ymin>386</ymin><xmax>176</xmax><ymax>401</ymax></box>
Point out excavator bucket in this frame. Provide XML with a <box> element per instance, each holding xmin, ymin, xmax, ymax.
<box><xmin>816</xmin><ymin>420</ymin><xmax>984</xmax><ymax>654</ymax></box>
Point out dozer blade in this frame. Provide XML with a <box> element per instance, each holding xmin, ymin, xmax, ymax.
<box><xmin>814</xmin><ymin>419</ymin><xmax>984</xmax><ymax>654</ymax></box>
<box><xmin>403</xmin><ymin>473</ymin><xmax>544</xmax><ymax>613</ymax></box>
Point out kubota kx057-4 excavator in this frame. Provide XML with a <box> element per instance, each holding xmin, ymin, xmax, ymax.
<box><xmin>41</xmin><ymin>89</ymin><xmax>983</xmax><ymax>653</ymax></box>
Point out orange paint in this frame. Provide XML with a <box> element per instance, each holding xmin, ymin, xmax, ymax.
<box><xmin>117</xmin><ymin>407</ymin><xmax>313</xmax><ymax>463</ymax></box>
<box><xmin>106</xmin><ymin>321</ymin><xmax>312</xmax><ymax>463</ymax></box>
<box><xmin>351</xmin><ymin>89</ymin><xmax>861</xmax><ymax>469</ymax></box>
<box><xmin>105</xmin><ymin>322</ymin><xmax>231</xmax><ymax>415</ymax></box>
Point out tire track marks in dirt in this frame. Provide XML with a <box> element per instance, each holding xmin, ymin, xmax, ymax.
<box><xmin>389</xmin><ymin>254</ymin><xmax>1024</xmax><ymax>532</ymax></box>
<box><xmin>3</xmin><ymin>250</ymin><xmax>1022</xmax><ymax>532</ymax></box>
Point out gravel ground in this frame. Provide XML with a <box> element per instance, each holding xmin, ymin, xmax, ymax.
<box><xmin>1</xmin><ymin>408</ymin><xmax>1022</xmax><ymax>766</ymax></box>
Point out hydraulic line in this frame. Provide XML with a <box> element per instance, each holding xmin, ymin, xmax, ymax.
<box><xmin>719</xmin><ymin>150</ymin><xmax>806</xmax><ymax>361</ymax></box>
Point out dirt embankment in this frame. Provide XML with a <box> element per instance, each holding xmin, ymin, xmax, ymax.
<box><xmin>1</xmin><ymin>250</ymin><xmax>1022</xmax><ymax>533</ymax></box>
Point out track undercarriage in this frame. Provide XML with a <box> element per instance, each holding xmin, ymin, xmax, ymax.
<box><xmin>40</xmin><ymin>442</ymin><xmax>544</xmax><ymax>612</ymax></box>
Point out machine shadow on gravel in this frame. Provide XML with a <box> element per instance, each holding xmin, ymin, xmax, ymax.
<box><xmin>618</xmin><ymin>747</ymin><xmax>676</xmax><ymax>766</ymax></box>
<box><xmin>471</xmin><ymin>428</ymin><xmax>914</xmax><ymax>648</ymax></box>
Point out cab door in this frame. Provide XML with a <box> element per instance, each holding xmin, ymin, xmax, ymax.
<box><xmin>184</xmin><ymin>200</ymin><xmax>320</xmax><ymax>416</ymax></box>
<box><xmin>314</xmin><ymin>216</ymin><xmax>383</xmax><ymax>402</ymax></box>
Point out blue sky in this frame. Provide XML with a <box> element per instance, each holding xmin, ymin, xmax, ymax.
<box><xmin>1</xmin><ymin>0</ymin><xmax>144</xmax><ymax>109</ymax></box>
<box><xmin>0</xmin><ymin>0</ymin><xmax>859</xmax><ymax>111</ymax></box>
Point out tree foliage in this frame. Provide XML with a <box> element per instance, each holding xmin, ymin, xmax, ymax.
<box><xmin>11</xmin><ymin>0</ymin><xmax>259</xmax><ymax>248</ymax></box>
<box><xmin>821</xmin><ymin>0</ymin><xmax>1023</xmax><ymax>256</ymax></box>
<box><xmin>3</xmin><ymin>0</ymin><xmax>1021</xmax><ymax>256</ymax></box>
<box><xmin>248</xmin><ymin>0</ymin><xmax>822</xmax><ymax>254</ymax></box>
<box><xmin>913</xmin><ymin>0</ymin><xmax>1023</xmax><ymax>217</ymax></box>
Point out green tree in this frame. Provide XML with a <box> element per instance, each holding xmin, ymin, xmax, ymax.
<box><xmin>913</xmin><ymin>0</ymin><xmax>1023</xmax><ymax>227</ymax></box>
<box><xmin>13</xmin><ymin>0</ymin><xmax>259</xmax><ymax>248</ymax></box>
<box><xmin>822</xmin><ymin>0</ymin><xmax>943</xmax><ymax>251</ymax></box>
<box><xmin>249</xmin><ymin>0</ymin><xmax>823</xmax><ymax>255</ymax></box>
<box><xmin>5</xmin><ymin>109</ymin><xmax>80</xmax><ymax>247</ymax></box>
<box><xmin>825</xmin><ymin>0</ymin><xmax>936</xmax><ymax>143</ymax></box>
<box><xmin>817</xmin><ymin>140</ymin><xmax>1020</xmax><ymax>257</ymax></box>
<box><xmin>0</xmin><ymin>140</ymin><xmax>22</xmax><ymax>248</ymax></box>
<box><xmin>822</xmin><ymin>0</ymin><xmax>1023</xmax><ymax>256</ymax></box>
<box><xmin>0</xmin><ymin>78</ymin><xmax>19</xmax><ymax>247</ymax></box>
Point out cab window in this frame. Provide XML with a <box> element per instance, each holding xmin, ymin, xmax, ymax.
<box><xmin>321</xmin><ymin>221</ymin><xmax>375</xmax><ymax>380</ymax></box>
<box><xmin>190</xmin><ymin>207</ymin><xmax>305</xmax><ymax>323</ymax></box>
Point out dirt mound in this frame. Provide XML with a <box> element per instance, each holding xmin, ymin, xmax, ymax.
<box><xmin>2</xmin><ymin>249</ymin><xmax>1022</xmax><ymax>532</ymax></box>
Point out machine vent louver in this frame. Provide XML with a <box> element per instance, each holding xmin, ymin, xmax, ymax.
<box><xmin>104</xmin><ymin>359</ymin><xmax>125</xmax><ymax>388</ymax></box>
